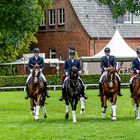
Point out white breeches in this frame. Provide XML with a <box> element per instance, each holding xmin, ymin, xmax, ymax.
<box><xmin>130</xmin><ymin>75</ymin><xmax>136</xmax><ymax>84</ymax></box>
<box><xmin>99</xmin><ymin>71</ymin><xmax>121</xmax><ymax>83</ymax></box>
<box><xmin>26</xmin><ymin>72</ymin><xmax>46</xmax><ymax>84</ymax></box>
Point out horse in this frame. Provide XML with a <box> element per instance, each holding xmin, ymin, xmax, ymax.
<box><xmin>130</xmin><ymin>71</ymin><xmax>140</xmax><ymax>119</ymax></box>
<box><xmin>64</xmin><ymin>66</ymin><xmax>85</xmax><ymax>123</ymax></box>
<box><xmin>101</xmin><ymin>67</ymin><xmax>119</xmax><ymax>121</ymax></box>
<box><xmin>27</xmin><ymin>64</ymin><xmax>47</xmax><ymax>121</ymax></box>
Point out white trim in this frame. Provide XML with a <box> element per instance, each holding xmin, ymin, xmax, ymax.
<box><xmin>58</xmin><ymin>9</ymin><xmax>65</xmax><ymax>25</ymax></box>
<box><xmin>49</xmin><ymin>9</ymin><xmax>55</xmax><ymax>26</ymax></box>
<box><xmin>50</xmin><ymin>49</ymin><xmax>56</xmax><ymax>67</ymax></box>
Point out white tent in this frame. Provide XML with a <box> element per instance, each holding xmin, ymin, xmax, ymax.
<box><xmin>82</xmin><ymin>29</ymin><xmax>137</xmax><ymax>62</ymax></box>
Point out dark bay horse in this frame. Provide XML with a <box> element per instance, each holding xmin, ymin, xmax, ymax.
<box><xmin>64</xmin><ymin>67</ymin><xmax>85</xmax><ymax>123</ymax></box>
<box><xmin>27</xmin><ymin>64</ymin><xmax>47</xmax><ymax>121</ymax></box>
<box><xmin>101</xmin><ymin>67</ymin><xmax>119</xmax><ymax>121</ymax></box>
<box><xmin>131</xmin><ymin>71</ymin><xmax>140</xmax><ymax>119</ymax></box>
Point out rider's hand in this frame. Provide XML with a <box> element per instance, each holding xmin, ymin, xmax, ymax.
<box><xmin>65</xmin><ymin>71</ymin><xmax>69</xmax><ymax>76</ymax></box>
<box><xmin>40</xmin><ymin>69</ymin><xmax>42</xmax><ymax>72</ymax></box>
<box><xmin>136</xmin><ymin>70</ymin><xmax>139</xmax><ymax>73</ymax></box>
<box><xmin>30</xmin><ymin>69</ymin><xmax>33</xmax><ymax>73</ymax></box>
<box><xmin>78</xmin><ymin>70</ymin><xmax>82</xmax><ymax>75</ymax></box>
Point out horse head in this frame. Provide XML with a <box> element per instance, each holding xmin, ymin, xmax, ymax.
<box><xmin>32</xmin><ymin>64</ymin><xmax>40</xmax><ymax>83</ymax></box>
<box><xmin>70</xmin><ymin>66</ymin><xmax>79</xmax><ymax>80</ymax></box>
<box><xmin>106</xmin><ymin>67</ymin><xmax>118</xmax><ymax>88</ymax></box>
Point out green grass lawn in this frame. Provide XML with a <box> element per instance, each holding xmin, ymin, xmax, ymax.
<box><xmin>0</xmin><ymin>89</ymin><xmax>140</xmax><ymax>140</ymax></box>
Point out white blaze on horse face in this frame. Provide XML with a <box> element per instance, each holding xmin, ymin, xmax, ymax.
<box><xmin>34</xmin><ymin>69</ymin><xmax>39</xmax><ymax>83</ymax></box>
<box><xmin>72</xmin><ymin>111</ymin><xmax>77</xmax><ymax>123</ymax></box>
<box><xmin>112</xmin><ymin>105</ymin><xmax>117</xmax><ymax>120</ymax></box>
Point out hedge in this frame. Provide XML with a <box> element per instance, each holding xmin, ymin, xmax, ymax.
<box><xmin>0</xmin><ymin>74</ymin><xmax>131</xmax><ymax>87</ymax></box>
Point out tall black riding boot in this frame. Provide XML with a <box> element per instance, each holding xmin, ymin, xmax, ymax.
<box><xmin>81</xmin><ymin>86</ymin><xmax>88</xmax><ymax>99</ymax></box>
<box><xmin>98</xmin><ymin>82</ymin><xmax>102</xmax><ymax>97</ymax></box>
<box><xmin>25</xmin><ymin>84</ymin><xmax>29</xmax><ymax>99</ymax></box>
<box><xmin>59</xmin><ymin>88</ymin><xmax>65</xmax><ymax>101</ymax></box>
<box><xmin>130</xmin><ymin>84</ymin><xmax>133</xmax><ymax>98</ymax></box>
<box><xmin>44</xmin><ymin>82</ymin><xmax>50</xmax><ymax>98</ymax></box>
<box><xmin>117</xmin><ymin>80</ymin><xmax>123</xmax><ymax>96</ymax></box>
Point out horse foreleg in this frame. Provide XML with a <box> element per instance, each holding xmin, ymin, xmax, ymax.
<box><xmin>111</xmin><ymin>94</ymin><xmax>117</xmax><ymax>121</ymax></box>
<box><xmin>34</xmin><ymin>95</ymin><xmax>41</xmax><ymax>121</ymax></box>
<box><xmin>101</xmin><ymin>95</ymin><xmax>107</xmax><ymax>119</ymax></box>
<box><xmin>71</xmin><ymin>100</ymin><xmax>78</xmax><ymax>123</ymax></box>
<box><xmin>134</xmin><ymin>102</ymin><xmax>140</xmax><ymax>120</ymax></box>
<box><xmin>80</xmin><ymin>97</ymin><xmax>85</xmax><ymax>115</ymax></box>
<box><xmin>65</xmin><ymin>99</ymin><xmax>69</xmax><ymax>120</ymax></box>
<box><xmin>30</xmin><ymin>98</ymin><xmax>35</xmax><ymax>118</ymax></box>
<box><xmin>42</xmin><ymin>105</ymin><xmax>47</xmax><ymax>119</ymax></box>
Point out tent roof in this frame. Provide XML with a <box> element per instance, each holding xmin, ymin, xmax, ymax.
<box><xmin>81</xmin><ymin>30</ymin><xmax>137</xmax><ymax>62</ymax></box>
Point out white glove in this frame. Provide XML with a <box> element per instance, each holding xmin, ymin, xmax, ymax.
<box><xmin>65</xmin><ymin>71</ymin><xmax>69</xmax><ymax>76</ymax></box>
<box><xmin>40</xmin><ymin>69</ymin><xmax>42</xmax><ymax>72</ymax></box>
<box><xmin>136</xmin><ymin>70</ymin><xmax>139</xmax><ymax>73</ymax></box>
<box><xmin>78</xmin><ymin>70</ymin><xmax>82</xmax><ymax>75</ymax></box>
<box><xmin>30</xmin><ymin>69</ymin><xmax>33</xmax><ymax>73</ymax></box>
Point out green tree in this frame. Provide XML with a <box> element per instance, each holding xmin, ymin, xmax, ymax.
<box><xmin>97</xmin><ymin>0</ymin><xmax>140</xmax><ymax>18</ymax></box>
<box><xmin>0</xmin><ymin>0</ymin><xmax>51</xmax><ymax>63</ymax></box>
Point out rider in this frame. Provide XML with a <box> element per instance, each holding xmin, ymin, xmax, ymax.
<box><xmin>25</xmin><ymin>47</ymin><xmax>50</xmax><ymax>99</ymax></box>
<box><xmin>130</xmin><ymin>48</ymin><xmax>140</xmax><ymax>98</ymax></box>
<box><xmin>98</xmin><ymin>47</ymin><xmax>122</xmax><ymax>97</ymax></box>
<box><xmin>59</xmin><ymin>48</ymin><xmax>88</xmax><ymax>101</ymax></box>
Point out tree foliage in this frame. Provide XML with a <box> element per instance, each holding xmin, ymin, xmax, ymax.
<box><xmin>0</xmin><ymin>0</ymin><xmax>51</xmax><ymax>63</ymax></box>
<box><xmin>97</xmin><ymin>0</ymin><xmax>140</xmax><ymax>18</ymax></box>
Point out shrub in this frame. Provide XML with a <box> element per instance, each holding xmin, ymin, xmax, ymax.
<box><xmin>0</xmin><ymin>74</ymin><xmax>131</xmax><ymax>87</ymax></box>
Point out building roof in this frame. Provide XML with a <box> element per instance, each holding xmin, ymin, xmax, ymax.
<box><xmin>70</xmin><ymin>0</ymin><xmax>140</xmax><ymax>38</ymax></box>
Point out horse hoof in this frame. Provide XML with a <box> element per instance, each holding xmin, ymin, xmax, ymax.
<box><xmin>73</xmin><ymin>120</ymin><xmax>77</xmax><ymax>123</ymax></box>
<box><xmin>136</xmin><ymin>117</ymin><xmax>140</xmax><ymax>120</ymax></box>
<box><xmin>112</xmin><ymin>117</ymin><xmax>116</xmax><ymax>121</ymax></box>
<box><xmin>34</xmin><ymin>115</ymin><xmax>39</xmax><ymax>121</ymax></box>
<box><xmin>44</xmin><ymin>115</ymin><xmax>47</xmax><ymax>119</ymax></box>
<box><xmin>65</xmin><ymin>113</ymin><xmax>69</xmax><ymax>119</ymax></box>
<box><xmin>80</xmin><ymin>110</ymin><xmax>85</xmax><ymax>115</ymax></box>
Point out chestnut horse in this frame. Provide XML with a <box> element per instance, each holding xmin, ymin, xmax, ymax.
<box><xmin>64</xmin><ymin>66</ymin><xmax>85</xmax><ymax>123</ymax></box>
<box><xmin>27</xmin><ymin>64</ymin><xmax>47</xmax><ymax>121</ymax></box>
<box><xmin>131</xmin><ymin>71</ymin><xmax>140</xmax><ymax>119</ymax></box>
<box><xmin>101</xmin><ymin>67</ymin><xmax>119</xmax><ymax>121</ymax></box>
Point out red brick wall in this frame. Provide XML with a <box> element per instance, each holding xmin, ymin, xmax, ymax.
<box><xmin>36</xmin><ymin>0</ymin><xmax>90</xmax><ymax>59</ymax></box>
<box><xmin>89</xmin><ymin>38</ymin><xmax>140</xmax><ymax>55</ymax></box>
<box><xmin>35</xmin><ymin>0</ymin><xmax>90</xmax><ymax>75</ymax></box>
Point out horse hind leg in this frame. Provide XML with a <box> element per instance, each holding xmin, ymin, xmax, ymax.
<box><xmin>80</xmin><ymin>97</ymin><xmax>85</xmax><ymax>115</ymax></box>
<box><xmin>42</xmin><ymin>105</ymin><xmax>47</xmax><ymax>119</ymax></box>
<box><xmin>65</xmin><ymin>100</ymin><xmax>69</xmax><ymax>120</ymax></box>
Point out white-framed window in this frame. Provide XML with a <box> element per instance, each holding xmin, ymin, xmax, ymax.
<box><xmin>133</xmin><ymin>11</ymin><xmax>140</xmax><ymax>23</ymax></box>
<box><xmin>50</xmin><ymin>49</ymin><xmax>56</xmax><ymax>67</ymax></box>
<box><xmin>40</xmin><ymin>11</ymin><xmax>46</xmax><ymax>26</ymax></box>
<box><xmin>124</xmin><ymin>12</ymin><xmax>132</xmax><ymax>23</ymax></box>
<box><xmin>49</xmin><ymin>9</ymin><xmax>55</xmax><ymax>26</ymax></box>
<box><xmin>58</xmin><ymin>8</ymin><xmax>65</xmax><ymax>25</ymax></box>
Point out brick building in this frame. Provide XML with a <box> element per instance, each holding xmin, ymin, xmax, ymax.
<box><xmin>35</xmin><ymin>0</ymin><xmax>140</xmax><ymax>75</ymax></box>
